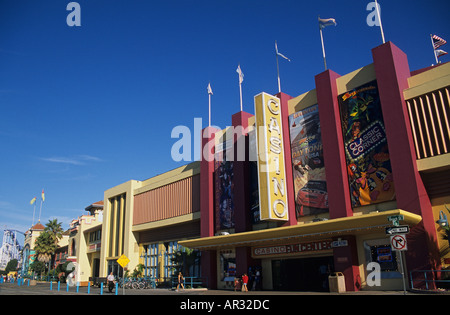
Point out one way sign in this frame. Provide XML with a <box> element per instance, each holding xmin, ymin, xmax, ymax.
<box><xmin>390</xmin><ymin>234</ymin><xmax>408</xmax><ymax>251</ymax></box>
<box><xmin>385</xmin><ymin>225</ymin><xmax>409</xmax><ymax>235</ymax></box>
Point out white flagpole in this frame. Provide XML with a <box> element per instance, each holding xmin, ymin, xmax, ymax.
<box><xmin>430</xmin><ymin>34</ymin><xmax>439</xmax><ymax>64</ymax></box>
<box><xmin>209</xmin><ymin>90</ymin><xmax>211</xmax><ymax>127</ymax></box>
<box><xmin>38</xmin><ymin>199</ymin><xmax>43</xmax><ymax>222</ymax></box>
<box><xmin>239</xmin><ymin>80</ymin><xmax>243</xmax><ymax>112</ymax></box>
<box><xmin>374</xmin><ymin>0</ymin><xmax>385</xmax><ymax>44</ymax></box>
<box><xmin>207</xmin><ymin>83</ymin><xmax>212</xmax><ymax>127</ymax></box>
<box><xmin>32</xmin><ymin>202</ymin><xmax>36</xmax><ymax>226</ymax></box>
<box><xmin>275</xmin><ymin>41</ymin><xmax>281</xmax><ymax>93</ymax></box>
<box><xmin>319</xmin><ymin>27</ymin><xmax>327</xmax><ymax>71</ymax></box>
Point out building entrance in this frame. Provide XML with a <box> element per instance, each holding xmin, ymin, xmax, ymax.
<box><xmin>272</xmin><ymin>256</ymin><xmax>334</xmax><ymax>291</ymax></box>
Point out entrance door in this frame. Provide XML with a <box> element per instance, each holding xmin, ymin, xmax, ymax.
<box><xmin>92</xmin><ymin>258</ymin><xmax>100</xmax><ymax>278</ymax></box>
<box><xmin>272</xmin><ymin>256</ymin><xmax>334</xmax><ymax>291</ymax></box>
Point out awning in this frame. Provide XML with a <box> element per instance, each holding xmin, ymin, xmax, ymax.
<box><xmin>179</xmin><ymin>209</ymin><xmax>422</xmax><ymax>250</ymax></box>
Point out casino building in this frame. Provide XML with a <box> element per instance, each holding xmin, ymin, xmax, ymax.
<box><xmin>100</xmin><ymin>41</ymin><xmax>450</xmax><ymax>292</ymax></box>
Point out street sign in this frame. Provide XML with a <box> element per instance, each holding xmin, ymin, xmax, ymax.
<box><xmin>390</xmin><ymin>234</ymin><xmax>407</xmax><ymax>251</ymax></box>
<box><xmin>117</xmin><ymin>254</ymin><xmax>130</xmax><ymax>268</ymax></box>
<box><xmin>387</xmin><ymin>215</ymin><xmax>404</xmax><ymax>227</ymax></box>
<box><xmin>385</xmin><ymin>225</ymin><xmax>409</xmax><ymax>235</ymax></box>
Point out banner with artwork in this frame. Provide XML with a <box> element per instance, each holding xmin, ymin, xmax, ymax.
<box><xmin>289</xmin><ymin>104</ymin><xmax>328</xmax><ymax>217</ymax></box>
<box><xmin>215</xmin><ymin>160</ymin><xmax>234</xmax><ymax>230</ymax></box>
<box><xmin>338</xmin><ymin>80</ymin><xmax>395</xmax><ymax>207</ymax></box>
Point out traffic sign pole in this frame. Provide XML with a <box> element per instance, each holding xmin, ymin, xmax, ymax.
<box><xmin>390</xmin><ymin>234</ymin><xmax>408</xmax><ymax>294</ymax></box>
<box><xmin>117</xmin><ymin>254</ymin><xmax>130</xmax><ymax>296</ymax></box>
<box><xmin>398</xmin><ymin>251</ymin><xmax>407</xmax><ymax>295</ymax></box>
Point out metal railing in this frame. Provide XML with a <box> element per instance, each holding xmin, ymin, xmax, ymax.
<box><xmin>410</xmin><ymin>270</ymin><xmax>450</xmax><ymax>290</ymax></box>
<box><xmin>171</xmin><ymin>276</ymin><xmax>208</xmax><ymax>289</ymax></box>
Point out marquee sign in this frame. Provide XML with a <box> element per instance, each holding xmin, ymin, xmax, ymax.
<box><xmin>254</xmin><ymin>92</ymin><xmax>289</xmax><ymax>221</ymax></box>
<box><xmin>252</xmin><ymin>240</ymin><xmax>332</xmax><ymax>257</ymax></box>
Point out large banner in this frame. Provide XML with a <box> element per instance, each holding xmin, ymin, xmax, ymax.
<box><xmin>338</xmin><ymin>80</ymin><xmax>395</xmax><ymax>207</ymax></box>
<box><xmin>215</xmin><ymin>160</ymin><xmax>234</xmax><ymax>230</ymax></box>
<box><xmin>289</xmin><ymin>104</ymin><xmax>328</xmax><ymax>217</ymax></box>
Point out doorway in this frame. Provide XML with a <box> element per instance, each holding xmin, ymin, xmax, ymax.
<box><xmin>272</xmin><ymin>256</ymin><xmax>334</xmax><ymax>291</ymax></box>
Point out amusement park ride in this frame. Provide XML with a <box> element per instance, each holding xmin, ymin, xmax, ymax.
<box><xmin>0</xmin><ymin>227</ymin><xmax>24</xmax><ymax>270</ymax></box>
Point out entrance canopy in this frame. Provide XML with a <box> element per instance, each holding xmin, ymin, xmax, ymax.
<box><xmin>179</xmin><ymin>209</ymin><xmax>422</xmax><ymax>250</ymax></box>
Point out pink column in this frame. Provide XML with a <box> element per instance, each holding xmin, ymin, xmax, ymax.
<box><xmin>372</xmin><ymin>42</ymin><xmax>440</xmax><ymax>274</ymax></box>
<box><xmin>315</xmin><ymin>70</ymin><xmax>353</xmax><ymax>219</ymax></box>
<box><xmin>276</xmin><ymin>92</ymin><xmax>297</xmax><ymax>226</ymax></box>
<box><xmin>232</xmin><ymin>111</ymin><xmax>253</xmax><ymax>233</ymax></box>
<box><xmin>200</xmin><ymin>126</ymin><xmax>219</xmax><ymax>289</ymax></box>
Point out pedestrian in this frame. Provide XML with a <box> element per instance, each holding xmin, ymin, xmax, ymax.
<box><xmin>107</xmin><ymin>272</ymin><xmax>115</xmax><ymax>293</ymax></box>
<box><xmin>241</xmin><ymin>273</ymin><xmax>248</xmax><ymax>292</ymax></box>
<box><xmin>253</xmin><ymin>269</ymin><xmax>261</xmax><ymax>291</ymax></box>
<box><xmin>176</xmin><ymin>272</ymin><xmax>184</xmax><ymax>292</ymax></box>
<box><xmin>234</xmin><ymin>276</ymin><xmax>241</xmax><ymax>292</ymax></box>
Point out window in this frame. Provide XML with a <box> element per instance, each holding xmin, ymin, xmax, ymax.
<box><xmin>107</xmin><ymin>193</ymin><xmax>126</xmax><ymax>257</ymax></box>
<box><xmin>89</xmin><ymin>229</ymin><xmax>101</xmax><ymax>243</ymax></box>
<box><xmin>164</xmin><ymin>241</ymin><xmax>178</xmax><ymax>279</ymax></box>
<box><xmin>364</xmin><ymin>238</ymin><xmax>402</xmax><ymax>278</ymax></box>
<box><xmin>144</xmin><ymin>243</ymin><xmax>159</xmax><ymax>278</ymax></box>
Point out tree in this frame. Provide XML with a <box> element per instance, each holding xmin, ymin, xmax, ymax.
<box><xmin>33</xmin><ymin>219</ymin><xmax>64</xmax><ymax>276</ymax></box>
<box><xmin>5</xmin><ymin>259</ymin><xmax>18</xmax><ymax>273</ymax></box>
<box><xmin>44</xmin><ymin>219</ymin><xmax>64</xmax><ymax>246</ymax></box>
<box><xmin>171</xmin><ymin>247</ymin><xmax>200</xmax><ymax>277</ymax></box>
<box><xmin>30</xmin><ymin>260</ymin><xmax>46</xmax><ymax>276</ymax></box>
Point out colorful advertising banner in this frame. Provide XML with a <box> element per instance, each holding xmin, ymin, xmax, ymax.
<box><xmin>338</xmin><ymin>80</ymin><xmax>395</xmax><ymax>207</ymax></box>
<box><xmin>215</xmin><ymin>160</ymin><xmax>234</xmax><ymax>230</ymax></box>
<box><xmin>254</xmin><ymin>92</ymin><xmax>289</xmax><ymax>221</ymax></box>
<box><xmin>289</xmin><ymin>104</ymin><xmax>328</xmax><ymax>217</ymax></box>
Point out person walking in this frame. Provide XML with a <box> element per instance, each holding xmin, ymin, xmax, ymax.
<box><xmin>107</xmin><ymin>272</ymin><xmax>115</xmax><ymax>293</ymax></box>
<box><xmin>176</xmin><ymin>272</ymin><xmax>185</xmax><ymax>292</ymax></box>
<box><xmin>241</xmin><ymin>273</ymin><xmax>248</xmax><ymax>292</ymax></box>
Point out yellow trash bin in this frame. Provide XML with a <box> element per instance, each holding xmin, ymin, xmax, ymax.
<box><xmin>328</xmin><ymin>272</ymin><xmax>346</xmax><ymax>293</ymax></box>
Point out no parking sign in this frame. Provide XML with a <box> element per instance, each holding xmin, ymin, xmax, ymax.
<box><xmin>390</xmin><ymin>234</ymin><xmax>407</xmax><ymax>251</ymax></box>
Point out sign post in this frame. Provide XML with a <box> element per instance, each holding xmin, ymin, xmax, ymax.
<box><xmin>390</xmin><ymin>234</ymin><xmax>408</xmax><ymax>295</ymax></box>
<box><xmin>117</xmin><ymin>254</ymin><xmax>130</xmax><ymax>295</ymax></box>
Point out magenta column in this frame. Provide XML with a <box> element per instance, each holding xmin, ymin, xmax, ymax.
<box><xmin>314</xmin><ymin>70</ymin><xmax>353</xmax><ymax>219</ymax></box>
<box><xmin>232</xmin><ymin>111</ymin><xmax>254</xmax><ymax>233</ymax></box>
<box><xmin>315</xmin><ymin>70</ymin><xmax>360</xmax><ymax>291</ymax></box>
<box><xmin>276</xmin><ymin>92</ymin><xmax>297</xmax><ymax>226</ymax></box>
<box><xmin>372</xmin><ymin>42</ymin><xmax>440</xmax><ymax>275</ymax></box>
<box><xmin>231</xmin><ymin>111</ymin><xmax>257</xmax><ymax>277</ymax></box>
<box><xmin>200</xmin><ymin>126</ymin><xmax>219</xmax><ymax>289</ymax></box>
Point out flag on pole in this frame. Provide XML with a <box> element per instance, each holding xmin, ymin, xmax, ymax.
<box><xmin>207</xmin><ymin>83</ymin><xmax>213</xmax><ymax>95</ymax></box>
<box><xmin>41</xmin><ymin>189</ymin><xmax>45</xmax><ymax>202</ymax></box>
<box><xmin>275</xmin><ymin>41</ymin><xmax>291</xmax><ymax>62</ymax></box>
<box><xmin>318</xmin><ymin>17</ymin><xmax>336</xmax><ymax>70</ymax></box>
<box><xmin>236</xmin><ymin>65</ymin><xmax>244</xmax><ymax>84</ymax></box>
<box><xmin>436</xmin><ymin>49</ymin><xmax>448</xmax><ymax>58</ymax></box>
<box><xmin>318</xmin><ymin>17</ymin><xmax>337</xmax><ymax>30</ymax></box>
<box><xmin>432</xmin><ymin>35</ymin><xmax>447</xmax><ymax>49</ymax></box>
<box><xmin>236</xmin><ymin>65</ymin><xmax>244</xmax><ymax>111</ymax></box>
<box><xmin>30</xmin><ymin>197</ymin><xmax>37</xmax><ymax>205</ymax></box>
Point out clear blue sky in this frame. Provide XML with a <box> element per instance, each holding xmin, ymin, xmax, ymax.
<box><xmin>0</xmin><ymin>0</ymin><xmax>449</xmax><ymax>243</ymax></box>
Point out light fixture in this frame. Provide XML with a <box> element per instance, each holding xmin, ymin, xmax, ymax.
<box><xmin>436</xmin><ymin>210</ymin><xmax>448</xmax><ymax>227</ymax></box>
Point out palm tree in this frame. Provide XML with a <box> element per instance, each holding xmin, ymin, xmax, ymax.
<box><xmin>44</xmin><ymin>219</ymin><xmax>64</xmax><ymax>246</ymax></box>
<box><xmin>33</xmin><ymin>219</ymin><xmax>64</xmax><ymax>277</ymax></box>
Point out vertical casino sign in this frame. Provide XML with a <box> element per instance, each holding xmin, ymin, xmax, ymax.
<box><xmin>254</xmin><ymin>93</ymin><xmax>289</xmax><ymax>221</ymax></box>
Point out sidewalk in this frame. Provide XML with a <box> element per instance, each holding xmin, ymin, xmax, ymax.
<box><xmin>1</xmin><ymin>282</ymin><xmax>445</xmax><ymax>295</ymax></box>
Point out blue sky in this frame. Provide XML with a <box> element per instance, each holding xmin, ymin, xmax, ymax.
<box><xmin>0</xmin><ymin>0</ymin><xmax>449</xmax><ymax>243</ymax></box>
